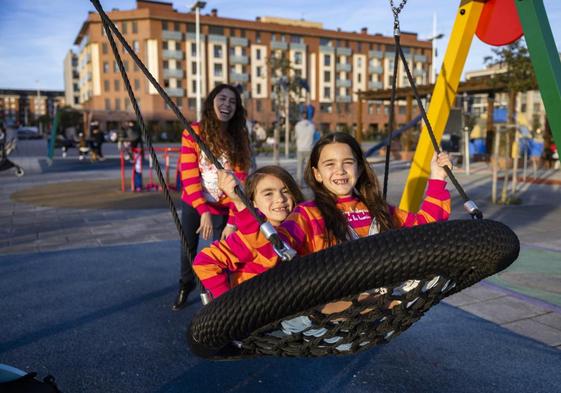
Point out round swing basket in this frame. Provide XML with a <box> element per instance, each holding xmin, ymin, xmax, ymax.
<box><xmin>188</xmin><ymin>219</ymin><xmax>520</xmax><ymax>359</ymax></box>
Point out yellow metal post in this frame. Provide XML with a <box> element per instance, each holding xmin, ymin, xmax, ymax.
<box><xmin>399</xmin><ymin>0</ymin><xmax>486</xmax><ymax>211</ymax></box>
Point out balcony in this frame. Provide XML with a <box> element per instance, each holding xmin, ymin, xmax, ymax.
<box><xmin>230</xmin><ymin>55</ymin><xmax>249</xmax><ymax>65</ymax></box>
<box><xmin>384</xmin><ymin>51</ymin><xmax>395</xmax><ymax>58</ymax></box>
<box><xmin>319</xmin><ymin>45</ymin><xmax>335</xmax><ymax>53</ymax></box>
<box><xmin>230</xmin><ymin>72</ymin><xmax>249</xmax><ymax>83</ymax></box>
<box><xmin>415</xmin><ymin>54</ymin><xmax>427</xmax><ymax>62</ymax></box>
<box><xmin>336</xmin><ymin>47</ymin><xmax>352</xmax><ymax>56</ymax></box>
<box><xmin>162</xmin><ymin>30</ymin><xmax>183</xmax><ymax>41</ymax></box>
<box><xmin>163</xmin><ymin>68</ymin><xmax>184</xmax><ymax>79</ymax></box>
<box><xmin>165</xmin><ymin>88</ymin><xmax>184</xmax><ymax>97</ymax></box>
<box><xmin>271</xmin><ymin>41</ymin><xmax>288</xmax><ymax>50</ymax></box>
<box><xmin>369</xmin><ymin>50</ymin><xmax>383</xmax><ymax>58</ymax></box>
<box><xmin>163</xmin><ymin>50</ymin><xmax>183</xmax><ymax>60</ymax></box>
<box><xmin>336</xmin><ymin>63</ymin><xmax>351</xmax><ymax>72</ymax></box>
<box><xmin>208</xmin><ymin>34</ymin><xmax>227</xmax><ymax>43</ymax></box>
<box><xmin>186</xmin><ymin>33</ymin><xmax>206</xmax><ymax>41</ymax></box>
<box><xmin>335</xmin><ymin>95</ymin><xmax>351</xmax><ymax>103</ymax></box>
<box><xmin>369</xmin><ymin>65</ymin><xmax>383</xmax><ymax>74</ymax></box>
<box><xmin>368</xmin><ymin>81</ymin><xmax>383</xmax><ymax>90</ymax></box>
<box><xmin>336</xmin><ymin>79</ymin><xmax>351</xmax><ymax>88</ymax></box>
<box><xmin>290</xmin><ymin>42</ymin><xmax>306</xmax><ymax>51</ymax></box>
<box><xmin>230</xmin><ymin>37</ymin><xmax>248</xmax><ymax>46</ymax></box>
<box><xmin>414</xmin><ymin>69</ymin><xmax>425</xmax><ymax>77</ymax></box>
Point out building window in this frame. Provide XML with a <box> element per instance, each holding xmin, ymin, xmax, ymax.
<box><xmin>256</xmin><ymin>66</ymin><xmax>262</xmax><ymax>77</ymax></box>
<box><xmin>124</xmin><ymin>61</ymin><xmax>129</xmax><ymax>72</ymax></box>
<box><xmin>176</xmin><ymin>97</ymin><xmax>183</xmax><ymax>107</ymax></box>
<box><xmin>256</xmin><ymin>100</ymin><xmax>262</xmax><ymax>112</ymax></box>
<box><xmin>256</xmin><ymin>84</ymin><xmax>262</xmax><ymax>95</ymax></box>
<box><xmin>174</xmin><ymin>22</ymin><xmax>180</xmax><ymax>32</ymax></box>
<box><xmin>291</xmin><ymin>35</ymin><xmax>302</xmax><ymax>44</ymax></box>
<box><xmin>163</xmin><ymin>41</ymin><xmax>168</xmax><ymax>50</ymax></box>
<box><xmin>104</xmin><ymin>80</ymin><xmax>110</xmax><ymax>92</ymax></box>
<box><xmin>294</xmin><ymin>52</ymin><xmax>302</xmax><ymax>65</ymax></box>
<box><xmin>115</xmin><ymin>98</ymin><xmax>121</xmax><ymax>110</ymax></box>
<box><xmin>213</xmin><ymin>45</ymin><xmax>223</xmax><ymax>58</ymax></box>
<box><xmin>103</xmin><ymin>62</ymin><xmax>109</xmax><ymax>73</ymax></box>
<box><xmin>320</xmin><ymin>38</ymin><xmax>332</xmax><ymax>47</ymax></box>
<box><xmin>102</xmin><ymin>43</ymin><xmax>108</xmax><ymax>54</ymax></box>
<box><xmin>162</xmin><ymin>21</ymin><xmax>168</xmax><ymax>31</ymax></box>
<box><xmin>324</xmin><ymin>55</ymin><xmax>331</xmax><ymax>67</ymax></box>
<box><xmin>113</xmin><ymin>61</ymin><xmax>118</xmax><ymax>72</ymax></box>
<box><xmin>192</xmin><ymin>62</ymin><xmax>197</xmax><ymax>74</ymax></box>
<box><xmin>214</xmin><ymin>63</ymin><xmax>223</xmax><ymax>77</ymax></box>
<box><xmin>122</xmin><ymin>21</ymin><xmax>128</xmax><ymax>34</ymax></box>
<box><xmin>320</xmin><ymin>103</ymin><xmax>333</xmax><ymax>113</ymax></box>
<box><xmin>256</xmin><ymin>48</ymin><xmax>261</xmax><ymax>60</ymax></box>
<box><xmin>358</xmin><ymin>73</ymin><xmax>362</xmax><ymax>83</ymax></box>
<box><xmin>114</xmin><ymin>80</ymin><xmax>120</xmax><ymax>91</ymax></box>
<box><xmin>132</xmin><ymin>21</ymin><xmax>138</xmax><ymax>34</ymax></box>
<box><xmin>256</xmin><ymin>31</ymin><xmax>261</xmax><ymax>43</ymax></box>
<box><xmin>324</xmin><ymin>71</ymin><xmax>331</xmax><ymax>82</ymax></box>
<box><xmin>192</xmin><ymin>80</ymin><xmax>196</xmax><ymax>92</ymax></box>
<box><xmin>133</xmin><ymin>62</ymin><xmax>139</xmax><ymax>72</ymax></box>
<box><xmin>324</xmin><ymin>87</ymin><xmax>331</xmax><ymax>98</ymax></box>
<box><xmin>133</xmin><ymin>40</ymin><xmax>140</xmax><ymax>53</ymax></box>
<box><xmin>104</xmin><ymin>98</ymin><xmax>111</xmax><ymax>110</ymax></box>
<box><xmin>134</xmin><ymin>79</ymin><xmax>140</xmax><ymax>90</ymax></box>
<box><xmin>191</xmin><ymin>43</ymin><xmax>196</xmax><ymax>57</ymax></box>
<box><xmin>209</xmin><ymin>26</ymin><xmax>224</xmax><ymax>35</ymax></box>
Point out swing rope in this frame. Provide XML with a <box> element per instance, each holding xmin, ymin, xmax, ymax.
<box><xmin>385</xmin><ymin>0</ymin><xmax>483</xmax><ymax>219</ymax></box>
<box><xmin>90</xmin><ymin>0</ymin><xmax>296</xmax><ymax>265</ymax></box>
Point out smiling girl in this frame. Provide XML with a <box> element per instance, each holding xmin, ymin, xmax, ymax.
<box><xmin>173</xmin><ymin>84</ymin><xmax>252</xmax><ymax>310</ymax></box>
<box><xmin>193</xmin><ymin>166</ymin><xmax>304</xmax><ymax>298</ymax></box>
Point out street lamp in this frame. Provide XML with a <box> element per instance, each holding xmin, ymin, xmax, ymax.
<box><xmin>190</xmin><ymin>1</ymin><xmax>206</xmax><ymax>122</ymax></box>
<box><xmin>428</xmin><ymin>13</ymin><xmax>444</xmax><ymax>84</ymax></box>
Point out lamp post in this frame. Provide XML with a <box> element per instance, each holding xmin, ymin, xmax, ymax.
<box><xmin>428</xmin><ymin>13</ymin><xmax>444</xmax><ymax>84</ymax></box>
<box><xmin>190</xmin><ymin>1</ymin><xmax>206</xmax><ymax>122</ymax></box>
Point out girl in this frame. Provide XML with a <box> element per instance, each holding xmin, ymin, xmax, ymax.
<box><xmin>173</xmin><ymin>84</ymin><xmax>252</xmax><ymax>311</ymax></box>
<box><xmin>193</xmin><ymin>166</ymin><xmax>304</xmax><ymax>299</ymax></box>
<box><xmin>221</xmin><ymin>132</ymin><xmax>451</xmax><ymax>266</ymax></box>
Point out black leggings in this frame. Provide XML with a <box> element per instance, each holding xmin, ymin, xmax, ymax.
<box><xmin>180</xmin><ymin>201</ymin><xmax>227</xmax><ymax>286</ymax></box>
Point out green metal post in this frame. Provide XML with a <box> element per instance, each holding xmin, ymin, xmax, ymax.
<box><xmin>47</xmin><ymin>110</ymin><xmax>61</xmax><ymax>163</ymax></box>
<box><xmin>515</xmin><ymin>0</ymin><xmax>561</xmax><ymax>147</ymax></box>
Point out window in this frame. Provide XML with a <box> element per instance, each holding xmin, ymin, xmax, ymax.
<box><xmin>256</xmin><ymin>100</ymin><xmax>262</xmax><ymax>112</ymax></box>
<box><xmin>191</xmin><ymin>43</ymin><xmax>196</xmax><ymax>57</ymax></box>
<box><xmin>188</xmin><ymin>98</ymin><xmax>196</xmax><ymax>109</ymax></box>
<box><xmin>114</xmin><ymin>79</ymin><xmax>120</xmax><ymax>91</ymax></box>
<box><xmin>324</xmin><ymin>71</ymin><xmax>331</xmax><ymax>82</ymax></box>
<box><xmin>324</xmin><ymin>87</ymin><xmax>331</xmax><ymax>98</ymax></box>
<box><xmin>357</xmin><ymin>58</ymin><xmax>362</xmax><ymax>67</ymax></box>
<box><xmin>213</xmin><ymin>45</ymin><xmax>223</xmax><ymax>58</ymax></box>
<box><xmin>256</xmin><ymin>48</ymin><xmax>261</xmax><ymax>60</ymax></box>
<box><xmin>164</xmin><ymin>79</ymin><xmax>170</xmax><ymax>88</ymax></box>
<box><xmin>209</xmin><ymin>26</ymin><xmax>224</xmax><ymax>35</ymax></box>
<box><xmin>192</xmin><ymin>62</ymin><xmax>197</xmax><ymax>74</ymax></box>
<box><xmin>214</xmin><ymin>63</ymin><xmax>223</xmax><ymax>77</ymax></box>
<box><xmin>256</xmin><ymin>66</ymin><xmax>262</xmax><ymax>77</ymax></box>
<box><xmin>115</xmin><ymin>98</ymin><xmax>121</xmax><ymax>110</ymax></box>
<box><xmin>324</xmin><ymin>54</ymin><xmax>331</xmax><ymax>67</ymax></box>
<box><xmin>134</xmin><ymin>79</ymin><xmax>140</xmax><ymax>90</ymax></box>
<box><xmin>124</xmin><ymin>61</ymin><xmax>129</xmax><ymax>72</ymax></box>
<box><xmin>240</xmin><ymin>29</ymin><xmax>246</xmax><ymax>38</ymax></box>
<box><xmin>192</xmin><ymin>80</ymin><xmax>196</xmax><ymax>92</ymax></box>
<box><xmin>104</xmin><ymin>98</ymin><xmax>111</xmax><ymax>110</ymax></box>
<box><xmin>133</xmin><ymin>62</ymin><xmax>139</xmax><ymax>72</ymax></box>
<box><xmin>102</xmin><ymin>43</ymin><xmax>108</xmax><ymax>54</ymax></box>
<box><xmin>256</xmin><ymin>84</ymin><xmax>262</xmax><ymax>95</ymax></box>
<box><xmin>320</xmin><ymin>103</ymin><xmax>333</xmax><ymax>113</ymax></box>
<box><xmin>320</xmin><ymin>38</ymin><xmax>332</xmax><ymax>46</ymax></box>
<box><xmin>133</xmin><ymin>40</ymin><xmax>140</xmax><ymax>53</ymax></box>
<box><xmin>294</xmin><ymin>52</ymin><xmax>302</xmax><ymax>65</ymax></box>
<box><xmin>162</xmin><ymin>21</ymin><xmax>168</xmax><ymax>31</ymax></box>
<box><xmin>174</xmin><ymin>22</ymin><xmax>180</xmax><ymax>31</ymax></box>
<box><xmin>163</xmin><ymin>41</ymin><xmax>168</xmax><ymax>50</ymax></box>
<box><xmin>113</xmin><ymin>60</ymin><xmax>118</xmax><ymax>72</ymax></box>
<box><xmin>104</xmin><ymin>80</ymin><xmax>110</xmax><ymax>91</ymax></box>
<box><xmin>291</xmin><ymin>35</ymin><xmax>302</xmax><ymax>44</ymax></box>
<box><xmin>132</xmin><ymin>21</ymin><xmax>138</xmax><ymax>34</ymax></box>
<box><xmin>122</xmin><ymin>21</ymin><xmax>128</xmax><ymax>34</ymax></box>
<box><xmin>103</xmin><ymin>62</ymin><xmax>109</xmax><ymax>73</ymax></box>
<box><xmin>176</xmin><ymin>97</ymin><xmax>183</xmax><ymax>107</ymax></box>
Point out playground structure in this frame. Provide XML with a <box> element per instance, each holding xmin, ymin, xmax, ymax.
<box><xmin>120</xmin><ymin>146</ymin><xmax>180</xmax><ymax>192</ymax></box>
<box><xmin>394</xmin><ymin>0</ymin><xmax>561</xmax><ymax>212</ymax></box>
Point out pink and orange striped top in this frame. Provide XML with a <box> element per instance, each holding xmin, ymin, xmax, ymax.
<box><xmin>179</xmin><ymin>123</ymin><xmax>247</xmax><ymax>220</ymax></box>
<box><xmin>193</xmin><ymin>179</ymin><xmax>451</xmax><ymax>298</ymax></box>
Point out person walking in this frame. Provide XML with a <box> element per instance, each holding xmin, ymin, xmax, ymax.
<box><xmin>294</xmin><ymin>112</ymin><xmax>316</xmax><ymax>187</ymax></box>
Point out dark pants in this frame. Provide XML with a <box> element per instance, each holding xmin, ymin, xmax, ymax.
<box><xmin>180</xmin><ymin>201</ymin><xmax>227</xmax><ymax>287</ymax></box>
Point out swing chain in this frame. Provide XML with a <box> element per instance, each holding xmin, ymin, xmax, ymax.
<box><xmin>390</xmin><ymin>0</ymin><xmax>408</xmax><ymax>35</ymax></box>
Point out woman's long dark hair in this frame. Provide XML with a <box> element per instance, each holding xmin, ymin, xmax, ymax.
<box><xmin>304</xmin><ymin>132</ymin><xmax>395</xmax><ymax>245</ymax></box>
<box><xmin>245</xmin><ymin>166</ymin><xmax>305</xmax><ymax>205</ymax></box>
<box><xmin>200</xmin><ymin>84</ymin><xmax>251</xmax><ymax>171</ymax></box>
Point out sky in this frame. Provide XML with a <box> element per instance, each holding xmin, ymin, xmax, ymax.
<box><xmin>1</xmin><ymin>0</ymin><xmax>561</xmax><ymax>91</ymax></box>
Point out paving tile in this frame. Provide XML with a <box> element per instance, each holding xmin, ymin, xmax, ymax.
<box><xmin>503</xmin><ymin>318</ymin><xmax>561</xmax><ymax>347</ymax></box>
<box><xmin>460</xmin><ymin>296</ymin><xmax>550</xmax><ymax>325</ymax></box>
<box><xmin>443</xmin><ymin>291</ymin><xmax>481</xmax><ymax>307</ymax></box>
<box><xmin>459</xmin><ymin>283</ymin><xmax>507</xmax><ymax>301</ymax></box>
<box><xmin>534</xmin><ymin>312</ymin><xmax>561</xmax><ymax>331</ymax></box>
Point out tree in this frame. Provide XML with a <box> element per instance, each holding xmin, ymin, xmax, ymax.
<box><xmin>268</xmin><ymin>52</ymin><xmax>307</xmax><ymax>163</ymax></box>
<box><xmin>484</xmin><ymin>39</ymin><xmax>537</xmax><ymax>204</ymax></box>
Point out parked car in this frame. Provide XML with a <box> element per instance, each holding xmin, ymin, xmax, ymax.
<box><xmin>16</xmin><ymin>126</ymin><xmax>41</xmax><ymax>140</ymax></box>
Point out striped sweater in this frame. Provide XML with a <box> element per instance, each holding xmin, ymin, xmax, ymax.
<box><xmin>179</xmin><ymin>123</ymin><xmax>247</xmax><ymax>221</ymax></box>
<box><xmin>193</xmin><ymin>179</ymin><xmax>450</xmax><ymax>298</ymax></box>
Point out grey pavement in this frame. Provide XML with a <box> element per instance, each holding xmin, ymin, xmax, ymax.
<box><xmin>1</xmin><ymin>139</ymin><xmax>561</xmax><ymax>392</ymax></box>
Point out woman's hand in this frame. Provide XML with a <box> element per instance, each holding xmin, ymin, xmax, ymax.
<box><xmin>196</xmin><ymin>211</ymin><xmax>213</xmax><ymax>240</ymax></box>
<box><xmin>217</xmin><ymin>170</ymin><xmax>246</xmax><ymax>211</ymax></box>
<box><xmin>220</xmin><ymin>224</ymin><xmax>236</xmax><ymax>240</ymax></box>
<box><xmin>430</xmin><ymin>151</ymin><xmax>453</xmax><ymax>180</ymax></box>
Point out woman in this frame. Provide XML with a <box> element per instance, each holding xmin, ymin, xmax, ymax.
<box><xmin>174</xmin><ymin>84</ymin><xmax>252</xmax><ymax>311</ymax></box>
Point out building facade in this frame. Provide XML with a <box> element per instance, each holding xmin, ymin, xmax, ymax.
<box><xmin>0</xmin><ymin>89</ymin><xmax>65</xmax><ymax>128</ymax></box>
<box><xmin>71</xmin><ymin>0</ymin><xmax>432</xmax><ymax>135</ymax></box>
<box><xmin>64</xmin><ymin>50</ymin><xmax>81</xmax><ymax>108</ymax></box>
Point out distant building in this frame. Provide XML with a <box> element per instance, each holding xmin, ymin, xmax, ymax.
<box><xmin>63</xmin><ymin>50</ymin><xmax>81</xmax><ymax>108</ymax></box>
<box><xmin>71</xmin><ymin>0</ymin><xmax>432</xmax><ymax>134</ymax></box>
<box><xmin>0</xmin><ymin>89</ymin><xmax>65</xmax><ymax>127</ymax></box>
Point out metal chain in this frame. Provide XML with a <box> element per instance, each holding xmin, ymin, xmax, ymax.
<box><xmin>389</xmin><ymin>0</ymin><xmax>408</xmax><ymax>34</ymax></box>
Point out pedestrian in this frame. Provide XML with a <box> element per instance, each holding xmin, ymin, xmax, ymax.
<box><xmin>294</xmin><ymin>112</ymin><xmax>316</xmax><ymax>187</ymax></box>
<box><xmin>173</xmin><ymin>84</ymin><xmax>252</xmax><ymax>311</ymax></box>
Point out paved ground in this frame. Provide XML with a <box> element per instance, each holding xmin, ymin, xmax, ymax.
<box><xmin>1</xmin><ymin>140</ymin><xmax>561</xmax><ymax>392</ymax></box>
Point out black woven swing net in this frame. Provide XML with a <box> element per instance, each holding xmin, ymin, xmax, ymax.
<box><xmin>189</xmin><ymin>219</ymin><xmax>520</xmax><ymax>359</ymax></box>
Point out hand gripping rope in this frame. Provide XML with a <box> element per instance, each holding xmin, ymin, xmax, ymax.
<box><xmin>89</xmin><ymin>0</ymin><xmax>297</xmax><ymax>274</ymax></box>
<box><xmin>384</xmin><ymin>0</ymin><xmax>483</xmax><ymax>219</ymax></box>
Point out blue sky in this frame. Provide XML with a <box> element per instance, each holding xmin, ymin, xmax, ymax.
<box><xmin>1</xmin><ymin>0</ymin><xmax>560</xmax><ymax>91</ymax></box>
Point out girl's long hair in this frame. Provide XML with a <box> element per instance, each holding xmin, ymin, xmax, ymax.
<box><xmin>200</xmin><ymin>84</ymin><xmax>251</xmax><ymax>171</ymax></box>
<box><xmin>245</xmin><ymin>166</ymin><xmax>305</xmax><ymax>205</ymax></box>
<box><xmin>304</xmin><ymin>132</ymin><xmax>395</xmax><ymax>245</ymax></box>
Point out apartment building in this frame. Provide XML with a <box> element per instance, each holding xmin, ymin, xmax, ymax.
<box><xmin>0</xmin><ymin>89</ymin><xmax>65</xmax><ymax>127</ymax></box>
<box><xmin>70</xmin><ymin>0</ymin><xmax>432</xmax><ymax>134</ymax></box>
